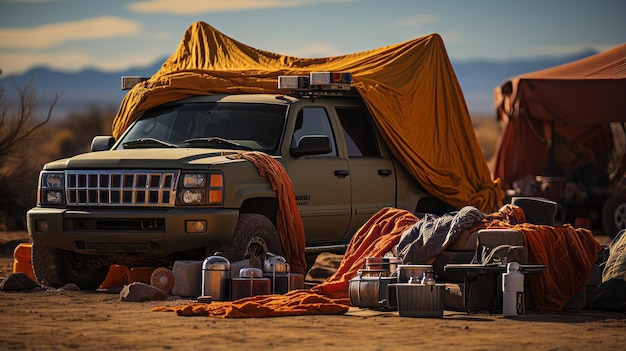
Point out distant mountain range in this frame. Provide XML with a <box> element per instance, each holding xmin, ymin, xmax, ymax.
<box><xmin>1</xmin><ymin>50</ymin><xmax>598</xmax><ymax>120</ymax></box>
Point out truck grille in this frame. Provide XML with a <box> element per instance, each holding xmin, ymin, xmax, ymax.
<box><xmin>65</xmin><ymin>170</ymin><xmax>179</xmax><ymax>207</ymax></box>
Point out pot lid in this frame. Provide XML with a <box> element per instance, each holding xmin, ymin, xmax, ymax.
<box><xmin>239</xmin><ymin>267</ymin><xmax>263</xmax><ymax>278</ymax></box>
<box><xmin>202</xmin><ymin>252</ymin><xmax>231</xmax><ymax>270</ymax></box>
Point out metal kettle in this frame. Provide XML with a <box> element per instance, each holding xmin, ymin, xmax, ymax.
<box><xmin>262</xmin><ymin>253</ymin><xmax>289</xmax><ymax>274</ymax></box>
<box><xmin>202</xmin><ymin>252</ymin><xmax>231</xmax><ymax>301</ymax></box>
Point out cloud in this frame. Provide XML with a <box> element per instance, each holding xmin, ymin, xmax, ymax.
<box><xmin>395</xmin><ymin>14</ymin><xmax>438</xmax><ymax>27</ymax></box>
<box><xmin>0</xmin><ymin>16</ymin><xmax>142</xmax><ymax>50</ymax></box>
<box><xmin>128</xmin><ymin>0</ymin><xmax>356</xmax><ymax>14</ymax></box>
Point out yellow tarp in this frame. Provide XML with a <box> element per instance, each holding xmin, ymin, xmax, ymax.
<box><xmin>112</xmin><ymin>21</ymin><xmax>503</xmax><ymax>213</ymax></box>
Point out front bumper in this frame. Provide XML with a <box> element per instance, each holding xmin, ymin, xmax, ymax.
<box><xmin>27</xmin><ymin>207</ymin><xmax>239</xmax><ymax>257</ymax></box>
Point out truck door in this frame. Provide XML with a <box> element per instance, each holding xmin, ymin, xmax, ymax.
<box><xmin>283</xmin><ymin>106</ymin><xmax>351</xmax><ymax>244</ymax></box>
<box><xmin>335</xmin><ymin>106</ymin><xmax>395</xmax><ymax>238</ymax></box>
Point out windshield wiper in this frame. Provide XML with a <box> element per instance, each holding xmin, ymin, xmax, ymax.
<box><xmin>122</xmin><ymin>138</ymin><xmax>178</xmax><ymax>149</ymax></box>
<box><xmin>182</xmin><ymin>137</ymin><xmax>253</xmax><ymax>151</ymax></box>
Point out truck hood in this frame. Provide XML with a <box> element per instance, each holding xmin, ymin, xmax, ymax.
<box><xmin>44</xmin><ymin>148</ymin><xmax>245</xmax><ymax>170</ymax></box>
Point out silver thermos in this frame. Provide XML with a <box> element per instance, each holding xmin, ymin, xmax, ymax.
<box><xmin>202</xmin><ymin>252</ymin><xmax>231</xmax><ymax>301</ymax></box>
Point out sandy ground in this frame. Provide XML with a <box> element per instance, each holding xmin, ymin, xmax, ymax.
<box><xmin>1</xmin><ymin>231</ymin><xmax>625</xmax><ymax>351</ymax></box>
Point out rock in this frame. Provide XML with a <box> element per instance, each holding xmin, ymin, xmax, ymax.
<box><xmin>120</xmin><ymin>282</ymin><xmax>168</xmax><ymax>302</ymax></box>
<box><xmin>58</xmin><ymin>283</ymin><xmax>80</xmax><ymax>291</ymax></box>
<box><xmin>0</xmin><ymin>272</ymin><xmax>40</xmax><ymax>291</ymax></box>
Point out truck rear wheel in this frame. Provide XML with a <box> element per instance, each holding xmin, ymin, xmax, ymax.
<box><xmin>601</xmin><ymin>192</ymin><xmax>626</xmax><ymax>239</ymax></box>
<box><xmin>219</xmin><ymin>213</ymin><xmax>282</xmax><ymax>268</ymax></box>
<box><xmin>31</xmin><ymin>243</ymin><xmax>109</xmax><ymax>290</ymax></box>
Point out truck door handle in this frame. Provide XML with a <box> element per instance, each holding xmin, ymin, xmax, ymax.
<box><xmin>378</xmin><ymin>169</ymin><xmax>392</xmax><ymax>177</ymax></box>
<box><xmin>334</xmin><ymin>170</ymin><xmax>350</xmax><ymax>178</ymax></box>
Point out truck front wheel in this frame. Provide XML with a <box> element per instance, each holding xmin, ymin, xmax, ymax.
<box><xmin>219</xmin><ymin>213</ymin><xmax>283</xmax><ymax>268</ymax></box>
<box><xmin>31</xmin><ymin>243</ymin><xmax>109</xmax><ymax>290</ymax></box>
<box><xmin>601</xmin><ymin>192</ymin><xmax>626</xmax><ymax>239</ymax></box>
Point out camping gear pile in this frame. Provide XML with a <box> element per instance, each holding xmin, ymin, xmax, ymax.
<box><xmin>153</xmin><ymin>204</ymin><xmax>619</xmax><ymax>318</ymax></box>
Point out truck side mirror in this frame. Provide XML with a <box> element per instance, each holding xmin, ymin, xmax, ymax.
<box><xmin>91</xmin><ymin>136</ymin><xmax>116</xmax><ymax>152</ymax></box>
<box><xmin>290</xmin><ymin>135</ymin><xmax>332</xmax><ymax>157</ymax></box>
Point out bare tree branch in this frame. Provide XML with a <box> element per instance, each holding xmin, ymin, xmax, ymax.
<box><xmin>0</xmin><ymin>80</ymin><xmax>59</xmax><ymax>158</ymax></box>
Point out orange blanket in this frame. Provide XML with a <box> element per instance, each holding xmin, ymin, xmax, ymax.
<box><xmin>228</xmin><ymin>152</ymin><xmax>307</xmax><ymax>275</ymax></box>
<box><xmin>153</xmin><ymin>207</ymin><xmax>417</xmax><ymax>317</ymax></box>
<box><xmin>513</xmin><ymin>223</ymin><xmax>600</xmax><ymax>312</ymax></box>
<box><xmin>153</xmin><ymin>290</ymin><xmax>348</xmax><ymax>318</ymax></box>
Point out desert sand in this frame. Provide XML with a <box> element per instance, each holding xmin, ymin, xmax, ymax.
<box><xmin>1</xmin><ymin>231</ymin><xmax>625</xmax><ymax>351</ymax></box>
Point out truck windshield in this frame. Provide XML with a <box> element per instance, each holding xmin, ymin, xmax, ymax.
<box><xmin>117</xmin><ymin>102</ymin><xmax>286</xmax><ymax>154</ymax></box>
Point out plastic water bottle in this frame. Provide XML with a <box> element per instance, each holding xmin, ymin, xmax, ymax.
<box><xmin>502</xmin><ymin>262</ymin><xmax>525</xmax><ymax>316</ymax></box>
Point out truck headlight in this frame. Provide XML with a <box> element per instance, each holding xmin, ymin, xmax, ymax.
<box><xmin>177</xmin><ymin>172</ymin><xmax>223</xmax><ymax>206</ymax></box>
<box><xmin>46</xmin><ymin>190</ymin><xmax>64</xmax><ymax>204</ymax></box>
<box><xmin>38</xmin><ymin>171</ymin><xmax>66</xmax><ymax>206</ymax></box>
<box><xmin>183</xmin><ymin>173</ymin><xmax>206</xmax><ymax>188</ymax></box>
<box><xmin>181</xmin><ymin>189</ymin><xmax>204</xmax><ymax>204</ymax></box>
<box><xmin>45</xmin><ymin>173</ymin><xmax>64</xmax><ymax>188</ymax></box>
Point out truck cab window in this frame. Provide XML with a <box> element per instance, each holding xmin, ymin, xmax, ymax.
<box><xmin>336</xmin><ymin>106</ymin><xmax>380</xmax><ymax>157</ymax></box>
<box><xmin>291</xmin><ymin>107</ymin><xmax>337</xmax><ymax>156</ymax></box>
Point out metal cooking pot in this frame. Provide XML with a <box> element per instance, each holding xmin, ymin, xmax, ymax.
<box><xmin>232</xmin><ymin>267</ymin><xmax>270</xmax><ymax>300</ymax></box>
<box><xmin>239</xmin><ymin>267</ymin><xmax>264</xmax><ymax>278</ymax></box>
<box><xmin>349</xmin><ymin>269</ymin><xmax>397</xmax><ymax>310</ymax></box>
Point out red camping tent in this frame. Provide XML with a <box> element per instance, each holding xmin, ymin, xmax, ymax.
<box><xmin>492</xmin><ymin>43</ymin><xmax>626</xmax><ymax>235</ymax></box>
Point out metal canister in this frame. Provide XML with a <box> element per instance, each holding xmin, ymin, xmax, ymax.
<box><xmin>202</xmin><ymin>252</ymin><xmax>231</xmax><ymax>301</ymax></box>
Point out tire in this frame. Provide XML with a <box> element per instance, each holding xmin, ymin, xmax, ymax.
<box><xmin>31</xmin><ymin>243</ymin><xmax>109</xmax><ymax>290</ymax></box>
<box><xmin>601</xmin><ymin>192</ymin><xmax>626</xmax><ymax>239</ymax></box>
<box><xmin>217</xmin><ymin>213</ymin><xmax>283</xmax><ymax>268</ymax></box>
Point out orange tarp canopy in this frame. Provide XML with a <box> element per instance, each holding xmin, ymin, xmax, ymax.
<box><xmin>492</xmin><ymin>44</ymin><xmax>626</xmax><ymax>189</ymax></box>
<box><xmin>112</xmin><ymin>21</ymin><xmax>503</xmax><ymax>213</ymax></box>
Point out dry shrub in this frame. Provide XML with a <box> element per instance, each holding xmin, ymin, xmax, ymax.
<box><xmin>0</xmin><ymin>81</ymin><xmax>58</xmax><ymax>230</ymax></box>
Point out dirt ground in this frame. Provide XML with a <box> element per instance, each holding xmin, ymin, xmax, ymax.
<box><xmin>1</xmin><ymin>231</ymin><xmax>625</xmax><ymax>351</ymax></box>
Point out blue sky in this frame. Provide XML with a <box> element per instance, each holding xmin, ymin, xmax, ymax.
<box><xmin>0</xmin><ymin>0</ymin><xmax>624</xmax><ymax>76</ymax></box>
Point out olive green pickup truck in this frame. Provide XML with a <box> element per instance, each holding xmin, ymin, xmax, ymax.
<box><xmin>27</xmin><ymin>73</ymin><xmax>448</xmax><ymax>289</ymax></box>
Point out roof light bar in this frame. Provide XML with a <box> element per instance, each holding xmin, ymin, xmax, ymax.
<box><xmin>121</xmin><ymin>76</ymin><xmax>149</xmax><ymax>90</ymax></box>
<box><xmin>309</xmin><ymin>72</ymin><xmax>352</xmax><ymax>90</ymax></box>
<box><xmin>278</xmin><ymin>75</ymin><xmax>310</xmax><ymax>90</ymax></box>
<box><xmin>278</xmin><ymin>72</ymin><xmax>353</xmax><ymax>91</ymax></box>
